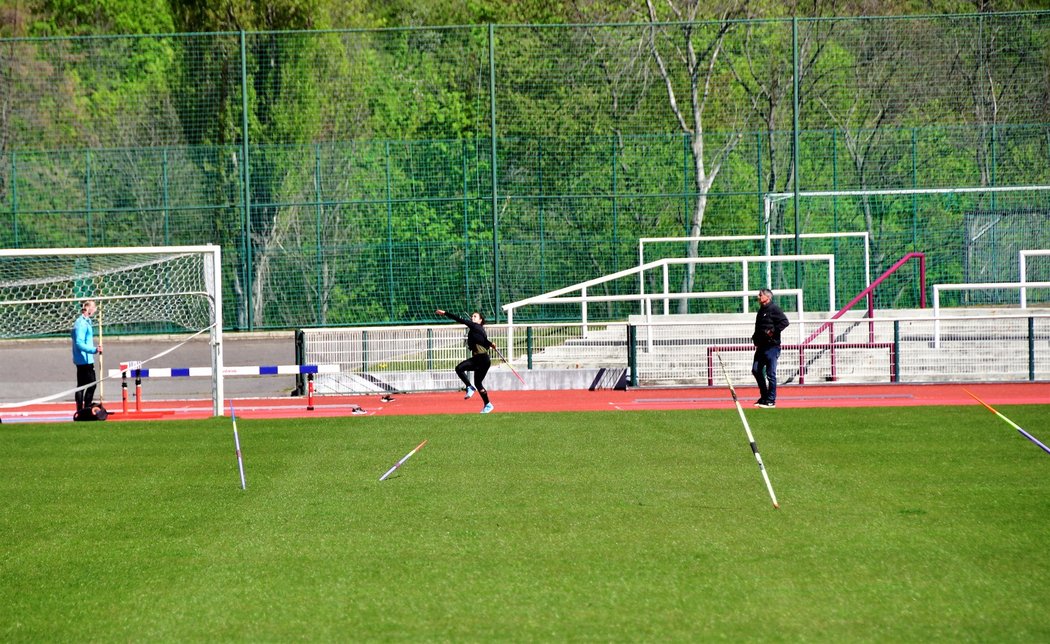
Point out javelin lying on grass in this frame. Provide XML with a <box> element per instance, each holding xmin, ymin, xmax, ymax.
<box><xmin>716</xmin><ymin>353</ymin><xmax>780</xmax><ymax>509</ymax></box>
<box><xmin>490</xmin><ymin>344</ymin><xmax>526</xmax><ymax>385</ymax></box>
<box><xmin>379</xmin><ymin>439</ymin><xmax>429</xmax><ymax>482</ymax></box>
<box><xmin>230</xmin><ymin>401</ymin><xmax>247</xmax><ymax>490</ymax></box>
<box><xmin>964</xmin><ymin>389</ymin><xmax>1050</xmax><ymax>456</ymax></box>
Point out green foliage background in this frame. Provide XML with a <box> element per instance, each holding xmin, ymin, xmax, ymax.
<box><xmin>1</xmin><ymin>3</ymin><xmax>1049</xmax><ymax>329</ymax></box>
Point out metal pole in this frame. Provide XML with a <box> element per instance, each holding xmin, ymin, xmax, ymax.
<box><xmin>162</xmin><ymin>148</ymin><xmax>171</xmax><ymax>244</ymax></box>
<box><xmin>462</xmin><ymin>139</ymin><xmax>471</xmax><ymax>301</ymax></box>
<box><xmin>10</xmin><ymin>152</ymin><xmax>17</xmax><ymax>246</ymax></box>
<box><xmin>893</xmin><ymin>320</ymin><xmax>901</xmax><ymax>383</ymax></box>
<box><xmin>489</xmin><ymin>24</ymin><xmax>501</xmax><ymax>321</ymax></box>
<box><xmin>385</xmin><ymin>141</ymin><xmax>394</xmax><ymax>316</ymax></box>
<box><xmin>85</xmin><ymin>149</ymin><xmax>93</xmax><ymax>244</ymax></box>
<box><xmin>239</xmin><ymin>30</ymin><xmax>254</xmax><ymax>330</ymax></box>
<box><xmin>791</xmin><ymin>16</ymin><xmax>801</xmax><ymax>289</ymax></box>
<box><xmin>1029</xmin><ymin>317</ymin><xmax>1036</xmax><ymax>382</ymax></box>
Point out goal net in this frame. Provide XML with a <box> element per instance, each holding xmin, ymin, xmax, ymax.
<box><xmin>0</xmin><ymin>245</ymin><xmax>225</xmax><ymax>415</ymax></box>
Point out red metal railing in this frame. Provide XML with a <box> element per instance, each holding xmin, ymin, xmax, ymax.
<box><xmin>706</xmin><ymin>252</ymin><xmax>925</xmax><ymax>385</ymax></box>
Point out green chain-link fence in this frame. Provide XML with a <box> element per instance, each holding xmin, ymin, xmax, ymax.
<box><xmin>2</xmin><ymin>13</ymin><xmax>1049</xmax><ymax>330</ymax></box>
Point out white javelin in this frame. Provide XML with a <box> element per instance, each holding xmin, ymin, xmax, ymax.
<box><xmin>716</xmin><ymin>353</ymin><xmax>780</xmax><ymax>509</ymax></box>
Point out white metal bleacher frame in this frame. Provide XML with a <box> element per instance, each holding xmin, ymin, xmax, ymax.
<box><xmin>1020</xmin><ymin>250</ymin><xmax>1050</xmax><ymax>308</ymax></box>
<box><xmin>638</xmin><ymin>232</ymin><xmax>870</xmax><ymax>312</ymax></box>
<box><xmin>501</xmin><ymin>254</ymin><xmax>834</xmax><ymax>363</ymax></box>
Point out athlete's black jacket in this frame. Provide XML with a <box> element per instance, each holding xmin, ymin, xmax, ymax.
<box><xmin>443</xmin><ymin>312</ymin><xmax>494</xmax><ymax>355</ymax></box>
<box><xmin>752</xmin><ymin>301</ymin><xmax>790</xmax><ymax>348</ymax></box>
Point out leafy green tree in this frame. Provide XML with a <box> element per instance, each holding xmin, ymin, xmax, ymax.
<box><xmin>168</xmin><ymin>0</ymin><xmax>339</xmax><ymax>327</ymax></box>
<box><xmin>27</xmin><ymin>0</ymin><xmax>174</xmax><ymax>36</ymax></box>
<box><xmin>643</xmin><ymin>0</ymin><xmax>752</xmax><ymax>311</ymax></box>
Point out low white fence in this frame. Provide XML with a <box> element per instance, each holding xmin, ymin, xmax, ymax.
<box><xmin>631</xmin><ymin>312</ymin><xmax>1050</xmax><ymax>387</ymax></box>
<box><xmin>297</xmin><ymin>310</ymin><xmax>1050</xmax><ymax>393</ymax></box>
<box><xmin>297</xmin><ymin>322</ymin><xmax>609</xmax><ymax>393</ymax></box>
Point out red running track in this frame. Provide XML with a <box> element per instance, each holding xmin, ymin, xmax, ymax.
<box><xmin>3</xmin><ymin>382</ymin><xmax>1049</xmax><ymax>423</ymax></box>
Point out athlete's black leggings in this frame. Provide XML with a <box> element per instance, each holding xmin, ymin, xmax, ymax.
<box><xmin>455</xmin><ymin>353</ymin><xmax>491</xmax><ymax>403</ymax></box>
<box><xmin>75</xmin><ymin>363</ymin><xmax>97</xmax><ymax>411</ymax></box>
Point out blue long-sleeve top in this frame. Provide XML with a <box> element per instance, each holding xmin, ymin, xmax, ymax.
<box><xmin>71</xmin><ymin>314</ymin><xmax>97</xmax><ymax>365</ymax></box>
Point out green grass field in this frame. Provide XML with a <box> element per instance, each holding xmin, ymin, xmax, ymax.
<box><xmin>3</xmin><ymin>406</ymin><xmax>1050</xmax><ymax>641</ymax></box>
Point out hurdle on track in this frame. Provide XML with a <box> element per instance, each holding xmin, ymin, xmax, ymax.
<box><xmin>107</xmin><ymin>363</ymin><xmax>339</xmax><ymax>413</ymax></box>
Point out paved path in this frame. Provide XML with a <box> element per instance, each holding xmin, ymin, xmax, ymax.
<box><xmin>2</xmin><ymin>333</ymin><xmax>296</xmax><ymax>404</ymax></box>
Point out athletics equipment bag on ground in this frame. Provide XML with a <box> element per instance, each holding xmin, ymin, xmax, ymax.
<box><xmin>74</xmin><ymin>404</ymin><xmax>108</xmax><ymax>422</ymax></box>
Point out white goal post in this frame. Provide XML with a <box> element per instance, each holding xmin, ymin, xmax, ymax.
<box><xmin>0</xmin><ymin>245</ymin><xmax>225</xmax><ymax>416</ymax></box>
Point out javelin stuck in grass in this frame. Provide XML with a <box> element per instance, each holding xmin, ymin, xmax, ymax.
<box><xmin>490</xmin><ymin>344</ymin><xmax>526</xmax><ymax>385</ymax></box>
<box><xmin>716</xmin><ymin>353</ymin><xmax>780</xmax><ymax>509</ymax></box>
<box><xmin>963</xmin><ymin>389</ymin><xmax>1050</xmax><ymax>456</ymax></box>
<box><xmin>379</xmin><ymin>439</ymin><xmax>429</xmax><ymax>482</ymax></box>
<box><xmin>230</xmin><ymin>401</ymin><xmax>247</xmax><ymax>490</ymax></box>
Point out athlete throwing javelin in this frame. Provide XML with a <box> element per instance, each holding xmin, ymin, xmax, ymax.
<box><xmin>436</xmin><ymin>309</ymin><xmax>495</xmax><ymax>414</ymax></box>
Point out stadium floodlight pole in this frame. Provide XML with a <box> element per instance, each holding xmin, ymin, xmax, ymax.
<box><xmin>964</xmin><ymin>389</ymin><xmax>1050</xmax><ymax>456</ymax></box>
<box><xmin>230</xmin><ymin>401</ymin><xmax>247</xmax><ymax>490</ymax></box>
<box><xmin>379</xmin><ymin>439</ymin><xmax>429</xmax><ymax>482</ymax></box>
<box><xmin>716</xmin><ymin>353</ymin><xmax>780</xmax><ymax>509</ymax></box>
<box><xmin>490</xmin><ymin>344</ymin><xmax>526</xmax><ymax>385</ymax></box>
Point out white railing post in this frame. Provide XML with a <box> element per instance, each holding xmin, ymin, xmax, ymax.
<box><xmin>662</xmin><ymin>264</ymin><xmax>670</xmax><ymax>315</ymax></box>
<box><xmin>638</xmin><ymin>241</ymin><xmax>646</xmax><ymax>315</ymax></box>
<box><xmin>763</xmin><ymin>198</ymin><xmax>773</xmax><ymax>287</ymax></box>
<box><xmin>797</xmin><ymin>291</ymin><xmax>805</xmax><ymax>343</ymax></box>
<box><xmin>863</xmin><ymin>235</ymin><xmax>872</xmax><ymax>290</ymax></box>
<box><xmin>645</xmin><ymin>297</ymin><xmax>653</xmax><ymax>353</ymax></box>
<box><xmin>581</xmin><ymin>287</ymin><xmax>588</xmax><ymax>338</ymax></box>
<box><xmin>742</xmin><ymin>261</ymin><xmax>750</xmax><ymax>311</ymax></box>
<box><xmin>828</xmin><ymin>256</ymin><xmax>836</xmax><ymax>311</ymax></box>
<box><xmin>505</xmin><ymin>309</ymin><xmax>515</xmax><ymax>363</ymax></box>
<box><xmin>933</xmin><ymin>286</ymin><xmax>941</xmax><ymax>348</ymax></box>
<box><xmin>1020</xmin><ymin>252</ymin><xmax>1028</xmax><ymax>309</ymax></box>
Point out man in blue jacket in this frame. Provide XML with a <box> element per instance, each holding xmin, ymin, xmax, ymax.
<box><xmin>751</xmin><ymin>289</ymin><xmax>789</xmax><ymax>408</ymax></box>
<box><xmin>72</xmin><ymin>300</ymin><xmax>103</xmax><ymax>414</ymax></box>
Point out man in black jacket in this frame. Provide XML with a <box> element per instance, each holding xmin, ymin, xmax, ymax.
<box><xmin>751</xmin><ymin>288</ymin><xmax>790</xmax><ymax>408</ymax></box>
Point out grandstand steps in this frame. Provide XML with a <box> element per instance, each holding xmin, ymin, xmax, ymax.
<box><xmin>526</xmin><ymin>325</ymin><xmax>627</xmax><ymax>369</ymax></box>
<box><xmin>621</xmin><ymin>307</ymin><xmax>1049</xmax><ymax>386</ymax></box>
